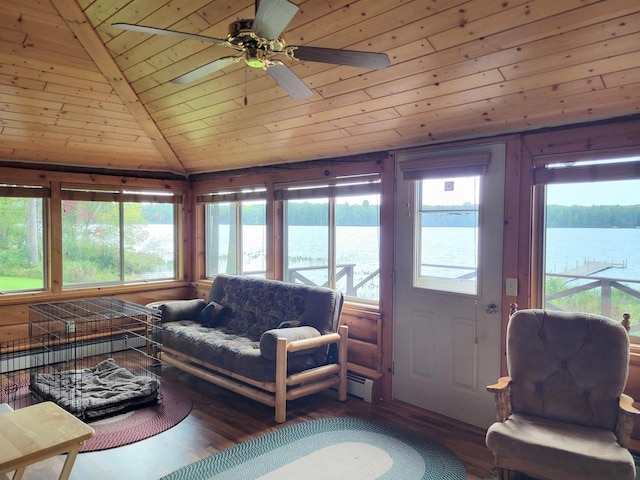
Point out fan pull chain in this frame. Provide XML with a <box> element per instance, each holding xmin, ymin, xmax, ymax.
<box><xmin>244</xmin><ymin>68</ymin><xmax>248</xmax><ymax>106</ymax></box>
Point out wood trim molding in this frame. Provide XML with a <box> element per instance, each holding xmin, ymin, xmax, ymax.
<box><xmin>50</xmin><ymin>0</ymin><xmax>186</xmax><ymax>175</ymax></box>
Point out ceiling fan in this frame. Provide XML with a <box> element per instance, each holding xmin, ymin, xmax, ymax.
<box><xmin>112</xmin><ymin>0</ymin><xmax>390</xmax><ymax>100</ymax></box>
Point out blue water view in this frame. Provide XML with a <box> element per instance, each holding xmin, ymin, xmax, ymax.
<box><xmin>153</xmin><ymin>224</ymin><xmax>640</xmax><ymax>282</ymax></box>
<box><xmin>545</xmin><ymin>227</ymin><xmax>640</xmax><ymax>280</ymax></box>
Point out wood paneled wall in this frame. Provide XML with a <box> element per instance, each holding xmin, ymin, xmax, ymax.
<box><xmin>2</xmin><ymin>116</ymin><xmax>640</xmax><ymax>415</ymax></box>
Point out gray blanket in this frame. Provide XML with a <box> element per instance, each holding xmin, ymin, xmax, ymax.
<box><xmin>30</xmin><ymin>358</ymin><xmax>160</xmax><ymax>420</ymax></box>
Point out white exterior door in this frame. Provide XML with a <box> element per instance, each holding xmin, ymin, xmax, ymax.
<box><xmin>393</xmin><ymin>143</ymin><xmax>506</xmax><ymax>428</ymax></box>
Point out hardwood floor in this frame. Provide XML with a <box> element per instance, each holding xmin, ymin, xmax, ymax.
<box><xmin>11</xmin><ymin>365</ymin><xmax>496</xmax><ymax>479</ymax></box>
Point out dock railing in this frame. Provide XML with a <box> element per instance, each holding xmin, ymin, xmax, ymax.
<box><xmin>545</xmin><ymin>271</ymin><xmax>640</xmax><ymax>334</ymax></box>
<box><xmin>242</xmin><ymin>264</ymin><xmax>380</xmax><ymax>300</ymax></box>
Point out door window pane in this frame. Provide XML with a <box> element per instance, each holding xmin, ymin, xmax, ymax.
<box><xmin>416</xmin><ymin>176</ymin><xmax>480</xmax><ymax>295</ymax></box>
<box><xmin>544</xmin><ymin>179</ymin><xmax>640</xmax><ymax>336</ymax></box>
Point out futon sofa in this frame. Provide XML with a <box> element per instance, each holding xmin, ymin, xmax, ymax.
<box><xmin>154</xmin><ymin>274</ymin><xmax>347</xmax><ymax>422</ymax></box>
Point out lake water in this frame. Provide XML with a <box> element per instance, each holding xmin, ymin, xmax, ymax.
<box><xmin>147</xmin><ymin>225</ymin><xmax>640</xmax><ymax>296</ymax></box>
<box><xmin>546</xmin><ymin>227</ymin><xmax>640</xmax><ymax>280</ymax></box>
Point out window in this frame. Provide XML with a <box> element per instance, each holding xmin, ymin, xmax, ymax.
<box><xmin>0</xmin><ymin>184</ymin><xmax>47</xmax><ymax>293</ymax></box>
<box><xmin>278</xmin><ymin>176</ymin><xmax>381</xmax><ymax>303</ymax></box>
<box><xmin>200</xmin><ymin>188</ymin><xmax>266</xmax><ymax>277</ymax></box>
<box><xmin>415</xmin><ymin>176</ymin><xmax>480</xmax><ymax>295</ymax></box>
<box><xmin>398</xmin><ymin>149</ymin><xmax>491</xmax><ymax>295</ymax></box>
<box><xmin>61</xmin><ymin>186</ymin><xmax>178</xmax><ymax>286</ymax></box>
<box><xmin>336</xmin><ymin>195</ymin><xmax>380</xmax><ymax>301</ymax></box>
<box><xmin>535</xmin><ymin>156</ymin><xmax>640</xmax><ymax>336</ymax></box>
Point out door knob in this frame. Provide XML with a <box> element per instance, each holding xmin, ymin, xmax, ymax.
<box><xmin>485</xmin><ymin>304</ymin><xmax>498</xmax><ymax>314</ymax></box>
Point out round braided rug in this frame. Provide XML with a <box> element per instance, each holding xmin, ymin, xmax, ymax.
<box><xmin>161</xmin><ymin>416</ymin><xmax>466</xmax><ymax>480</ymax></box>
<box><xmin>80</xmin><ymin>383</ymin><xmax>192</xmax><ymax>452</ymax></box>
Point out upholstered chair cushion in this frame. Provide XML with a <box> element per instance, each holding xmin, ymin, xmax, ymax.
<box><xmin>507</xmin><ymin>309</ymin><xmax>629</xmax><ymax>430</ymax></box>
<box><xmin>486</xmin><ymin>412</ymin><xmax>635</xmax><ymax>480</ymax></box>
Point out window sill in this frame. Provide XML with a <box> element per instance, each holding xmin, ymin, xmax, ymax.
<box><xmin>0</xmin><ymin>280</ymin><xmax>191</xmax><ymax>306</ymax></box>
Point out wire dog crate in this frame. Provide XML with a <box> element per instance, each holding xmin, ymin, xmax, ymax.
<box><xmin>0</xmin><ymin>297</ymin><xmax>161</xmax><ymax>420</ymax></box>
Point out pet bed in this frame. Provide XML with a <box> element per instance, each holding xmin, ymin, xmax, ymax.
<box><xmin>30</xmin><ymin>358</ymin><xmax>160</xmax><ymax>420</ymax></box>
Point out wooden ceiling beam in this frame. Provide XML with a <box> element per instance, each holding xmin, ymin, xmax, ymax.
<box><xmin>50</xmin><ymin>0</ymin><xmax>187</xmax><ymax>175</ymax></box>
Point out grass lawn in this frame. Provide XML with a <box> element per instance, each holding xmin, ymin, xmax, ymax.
<box><xmin>0</xmin><ymin>276</ymin><xmax>44</xmax><ymax>291</ymax></box>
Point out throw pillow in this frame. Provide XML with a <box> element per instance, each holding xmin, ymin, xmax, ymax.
<box><xmin>160</xmin><ymin>299</ymin><xmax>207</xmax><ymax>322</ymax></box>
<box><xmin>198</xmin><ymin>301</ymin><xmax>231</xmax><ymax>327</ymax></box>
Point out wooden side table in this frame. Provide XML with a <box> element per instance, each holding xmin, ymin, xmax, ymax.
<box><xmin>0</xmin><ymin>402</ymin><xmax>95</xmax><ymax>480</ymax></box>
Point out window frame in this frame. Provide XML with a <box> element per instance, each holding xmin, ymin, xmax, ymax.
<box><xmin>198</xmin><ymin>186</ymin><xmax>267</xmax><ymax>278</ymax></box>
<box><xmin>533</xmin><ymin>155</ymin><xmax>640</xmax><ymax>338</ymax></box>
<box><xmin>414</xmin><ymin>175</ymin><xmax>481</xmax><ymax>296</ymax></box>
<box><xmin>60</xmin><ymin>184</ymin><xmax>181</xmax><ymax>288</ymax></box>
<box><xmin>276</xmin><ymin>175</ymin><xmax>381</xmax><ymax>304</ymax></box>
<box><xmin>0</xmin><ymin>182</ymin><xmax>50</xmax><ymax>294</ymax></box>
<box><xmin>397</xmin><ymin>148</ymin><xmax>492</xmax><ymax>297</ymax></box>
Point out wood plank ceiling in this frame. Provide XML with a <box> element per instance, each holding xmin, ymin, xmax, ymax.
<box><xmin>0</xmin><ymin>0</ymin><xmax>639</xmax><ymax>176</ymax></box>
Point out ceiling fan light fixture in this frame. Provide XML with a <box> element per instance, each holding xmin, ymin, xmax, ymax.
<box><xmin>245</xmin><ymin>48</ymin><xmax>267</xmax><ymax>68</ymax></box>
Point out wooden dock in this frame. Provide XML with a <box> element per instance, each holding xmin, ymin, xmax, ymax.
<box><xmin>561</xmin><ymin>260</ymin><xmax>626</xmax><ymax>277</ymax></box>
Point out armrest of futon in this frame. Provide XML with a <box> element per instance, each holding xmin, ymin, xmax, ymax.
<box><xmin>155</xmin><ymin>299</ymin><xmax>207</xmax><ymax>323</ymax></box>
<box><xmin>260</xmin><ymin>326</ymin><xmax>323</xmax><ymax>360</ymax></box>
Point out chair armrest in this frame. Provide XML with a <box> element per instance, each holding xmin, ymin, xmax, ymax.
<box><xmin>487</xmin><ymin>376</ymin><xmax>512</xmax><ymax>393</ymax></box>
<box><xmin>487</xmin><ymin>376</ymin><xmax>512</xmax><ymax>422</ymax></box>
<box><xmin>616</xmin><ymin>393</ymin><xmax>640</xmax><ymax>448</ymax></box>
<box><xmin>620</xmin><ymin>393</ymin><xmax>640</xmax><ymax>414</ymax></box>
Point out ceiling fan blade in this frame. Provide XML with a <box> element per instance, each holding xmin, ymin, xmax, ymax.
<box><xmin>293</xmin><ymin>46</ymin><xmax>390</xmax><ymax>70</ymax></box>
<box><xmin>112</xmin><ymin>23</ymin><xmax>228</xmax><ymax>46</ymax></box>
<box><xmin>266</xmin><ymin>62</ymin><xmax>313</xmax><ymax>100</ymax></box>
<box><xmin>252</xmin><ymin>0</ymin><xmax>299</xmax><ymax>40</ymax></box>
<box><xmin>170</xmin><ymin>57</ymin><xmax>239</xmax><ymax>84</ymax></box>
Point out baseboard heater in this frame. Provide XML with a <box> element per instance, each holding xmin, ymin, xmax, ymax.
<box><xmin>341</xmin><ymin>372</ymin><xmax>375</xmax><ymax>403</ymax></box>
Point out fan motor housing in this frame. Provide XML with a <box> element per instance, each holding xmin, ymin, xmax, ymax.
<box><xmin>228</xmin><ymin>19</ymin><xmax>254</xmax><ymax>43</ymax></box>
<box><xmin>228</xmin><ymin>19</ymin><xmax>285</xmax><ymax>53</ymax></box>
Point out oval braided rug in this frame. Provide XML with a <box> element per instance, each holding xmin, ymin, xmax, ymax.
<box><xmin>80</xmin><ymin>383</ymin><xmax>192</xmax><ymax>452</ymax></box>
<box><xmin>161</xmin><ymin>417</ymin><xmax>466</xmax><ymax>480</ymax></box>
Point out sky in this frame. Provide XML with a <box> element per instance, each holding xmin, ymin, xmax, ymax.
<box><xmin>547</xmin><ymin>180</ymin><xmax>640</xmax><ymax>206</ymax></box>
<box><xmin>418</xmin><ymin>177</ymin><xmax>640</xmax><ymax>207</ymax></box>
<box><xmin>546</xmin><ymin>156</ymin><xmax>640</xmax><ymax>206</ymax></box>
